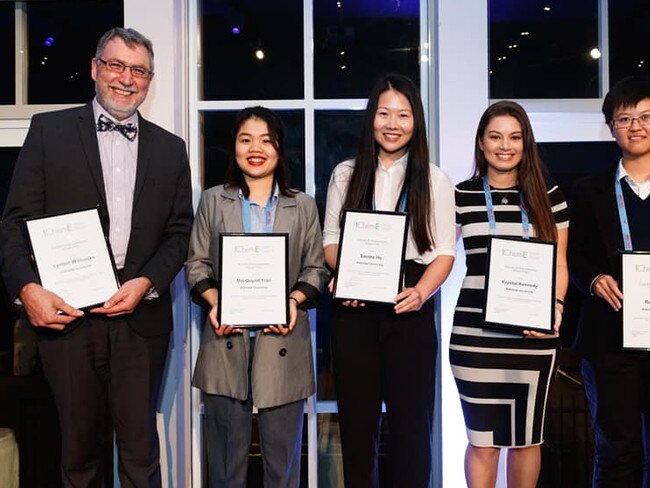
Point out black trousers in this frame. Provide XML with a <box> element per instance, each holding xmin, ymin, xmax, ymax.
<box><xmin>331</xmin><ymin>261</ymin><xmax>437</xmax><ymax>488</ymax></box>
<box><xmin>582</xmin><ymin>351</ymin><xmax>650</xmax><ymax>488</ymax></box>
<box><xmin>37</xmin><ymin>316</ymin><xmax>170</xmax><ymax>488</ymax></box>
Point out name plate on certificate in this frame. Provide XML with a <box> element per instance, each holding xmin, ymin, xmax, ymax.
<box><xmin>483</xmin><ymin>236</ymin><xmax>556</xmax><ymax>333</ymax></box>
<box><xmin>218</xmin><ymin>234</ymin><xmax>289</xmax><ymax>328</ymax></box>
<box><xmin>24</xmin><ymin>207</ymin><xmax>120</xmax><ymax>310</ymax></box>
<box><xmin>622</xmin><ymin>252</ymin><xmax>650</xmax><ymax>350</ymax></box>
<box><xmin>333</xmin><ymin>209</ymin><xmax>408</xmax><ymax>304</ymax></box>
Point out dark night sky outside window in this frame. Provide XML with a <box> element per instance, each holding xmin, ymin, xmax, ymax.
<box><xmin>201</xmin><ymin>0</ymin><xmax>304</xmax><ymax>100</ymax></box>
<box><xmin>0</xmin><ymin>4</ymin><xmax>15</xmax><ymax>104</ymax></box>
<box><xmin>489</xmin><ymin>0</ymin><xmax>598</xmax><ymax>98</ymax></box>
<box><xmin>609</xmin><ymin>0</ymin><xmax>650</xmax><ymax>87</ymax></box>
<box><xmin>27</xmin><ymin>1</ymin><xmax>123</xmax><ymax>104</ymax></box>
<box><xmin>314</xmin><ymin>0</ymin><xmax>420</xmax><ymax>99</ymax></box>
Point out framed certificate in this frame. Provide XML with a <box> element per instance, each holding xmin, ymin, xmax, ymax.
<box><xmin>333</xmin><ymin>209</ymin><xmax>408</xmax><ymax>304</ymax></box>
<box><xmin>218</xmin><ymin>233</ymin><xmax>289</xmax><ymax>328</ymax></box>
<box><xmin>483</xmin><ymin>236</ymin><xmax>557</xmax><ymax>334</ymax></box>
<box><xmin>24</xmin><ymin>206</ymin><xmax>120</xmax><ymax>310</ymax></box>
<box><xmin>621</xmin><ymin>251</ymin><xmax>650</xmax><ymax>350</ymax></box>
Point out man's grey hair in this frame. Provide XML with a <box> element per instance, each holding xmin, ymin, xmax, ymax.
<box><xmin>95</xmin><ymin>27</ymin><xmax>154</xmax><ymax>71</ymax></box>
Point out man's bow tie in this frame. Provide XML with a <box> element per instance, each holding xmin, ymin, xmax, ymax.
<box><xmin>96</xmin><ymin>114</ymin><xmax>137</xmax><ymax>141</ymax></box>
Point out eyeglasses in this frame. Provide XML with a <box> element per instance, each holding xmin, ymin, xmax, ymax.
<box><xmin>611</xmin><ymin>113</ymin><xmax>650</xmax><ymax>130</ymax></box>
<box><xmin>96</xmin><ymin>58</ymin><xmax>153</xmax><ymax>79</ymax></box>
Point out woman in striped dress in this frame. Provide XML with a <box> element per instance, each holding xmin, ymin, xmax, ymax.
<box><xmin>451</xmin><ymin>101</ymin><xmax>569</xmax><ymax>488</ymax></box>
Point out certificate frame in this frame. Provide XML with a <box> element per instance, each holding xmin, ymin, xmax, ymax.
<box><xmin>621</xmin><ymin>251</ymin><xmax>650</xmax><ymax>351</ymax></box>
<box><xmin>23</xmin><ymin>206</ymin><xmax>120</xmax><ymax>310</ymax></box>
<box><xmin>482</xmin><ymin>236</ymin><xmax>557</xmax><ymax>334</ymax></box>
<box><xmin>218</xmin><ymin>233</ymin><xmax>289</xmax><ymax>328</ymax></box>
<box><xmin>333</xmin><ymin>209</ymin><xmax>408</xmax><ymax>305</ymax></box>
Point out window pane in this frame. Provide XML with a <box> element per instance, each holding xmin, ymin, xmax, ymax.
<box><xmin>0</xmin><ymin>147</ymin><xmax>20</xmax><ymax>359</ymax></box>
<box><xmin>201</xmin><ymin>0</ymin><xmax>304</xmax><ymax>100</ymax></box>
<box><xmin>0</xmin><ymin>4</ymin><xmax>14</xmax><ymax>104</ymax></box>
<box><xmin>314</xmin><ymin>110</ymin><xmax>364</xmax><ymax>401</ymax></box>
<box><xmin>314</xmin><ymin>0</ymin><xmax>420</xmax><ymax>99</ymax></box>
<box><xmin>489</xmin><ymin>0</ymin><xmax>598</xmax><ymax>98</ymax></box>
<box><xmin>609</xmin><ymin>0</ymin><xmax>650</xmax><ymax>86</ymax></box>
<box><xmin>27</xmin><ymin>1</ymin><xmax>123</xmax><ymax>104</ymax></box>
<box><xmin>202</xmin><ymin>110</ymin><xmax>305</xmax><ymax>191</ymax></box>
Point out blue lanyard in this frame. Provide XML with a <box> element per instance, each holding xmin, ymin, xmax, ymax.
<box><xmin>372</xmin><ymin>188</ymin><xmax>407</xmax><ymax>212</ymax></box>
<box><xmin>614</xmin><ymin>167</ymin><xmax>633</xmax><ymax>251</ymax></box>
<box><xmin>242</xmin><ymin>195</ymin><xmax>275</xmax><ymax>233</ymax></box>
<box><xmin>482</xmin><ymin>176</ymin><xmax>530</xmax><ymax>239</ymax></box>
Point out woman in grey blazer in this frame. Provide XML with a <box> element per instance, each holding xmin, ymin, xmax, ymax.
<box><xmin>185</xmin><ymin>107</ymin><xmax>328</xmax><ymax>488</ymax></box>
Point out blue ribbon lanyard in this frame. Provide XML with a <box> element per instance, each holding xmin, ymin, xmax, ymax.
<box><xmin>614</xmin><ymin>167</ymin><xmax>633</xmax><ymax>251</ymax></box>
<box><xmin>242</xmin><ymin>195</ymin><xmax>274</xmax><ymax>234</ymax></box>
<box><xmin>372</xmin><ymin>188</ymin><xmax>407</xmax><ymax>212</ymax></box>
<box><xmin>482</xmin><ymin>175</ymin><xmax>530</xmax><ymax>239</ymax></box>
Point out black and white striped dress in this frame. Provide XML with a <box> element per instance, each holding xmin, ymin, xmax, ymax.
<box><xmin>450</xmin><ymin>177</ymin><xmax>569</xmax><ymax>448</ymax></box>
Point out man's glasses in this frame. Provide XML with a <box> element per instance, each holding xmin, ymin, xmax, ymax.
<box><xmin>96</xmin><ymin>58</ymin><xmax>153</xmax><ymax>79</ymax></box>
<box><xmin>611</xmin><ymin>113</ymin><xmax>650</xmax><ymax>130</ymax></box>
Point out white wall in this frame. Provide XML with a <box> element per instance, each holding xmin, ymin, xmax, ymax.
<box><xmin>436</xmin><ymin>0</ymin><xmax>491</xmax><ymax>485</ymax></box>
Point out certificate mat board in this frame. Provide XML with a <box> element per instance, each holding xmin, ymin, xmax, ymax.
<box><xmin>24</xmin><ymin>206</ymin><xmax>120</xmax><ymax>310</ymax></box>
<box><xmin>622</xmin><ymin>251</ymin><xmax>650</xmax><ymax>350</ymax></box>
<box><xmin>334</xmin><ymin>209</ymin><xmax>408</xmax><ymax>304</ymax></box>
<box><xmin>218</xmin><ymin>233</ymin><xmax>289</xmax><ymax>327</ymax></box>
<box><xmin>483</xmin><ymin>236</ymin><xmax>556</xmax><ymax>333</ymax></box>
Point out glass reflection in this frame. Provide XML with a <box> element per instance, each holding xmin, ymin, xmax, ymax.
<box><xmin>609</xmin><ymin>0</ymin><xmax>650</xmax><ymax>86</ymax></box>
<box><xmin>317</xmin><ymin>413</ymin><xmax>391</xmax><ymax>487</ymax></box>
<box><xmin>314</xmin><ymin>110</ymin><xmax>364</xmax><ymax>401</ymax></box>
<box><xmin>0</xmin><ymin>4</ymin><xmax>14</xmax><ymax>104</ymax></box>
<box><xmin>26</xmin><ymin>1</ymin><xmax>123</xmax><ymax>104</ymax></box>
<box><xmin>202</xmin><ymin>110</ymin><xmax>305</xmax><ymax>191</ymax></box>
<box><xmin>314</xmin><ymin>0</ymin><xmax>420</xmax><ymax>99</ymax></box>
<box><xmin>201</xmin><ymin>0</ymin><xmax>304</xmax><ymax>100</ymax></box>
<box><xmin>489</xmin><ymin>0</ymin><xmax>598</xmax><ymax>98</ymax></box>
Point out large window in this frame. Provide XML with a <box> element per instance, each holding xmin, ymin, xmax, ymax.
<box><xmin>190</xmin><ymin>0</ymin><xmax>426</xmax><ymax>486</ymax></box>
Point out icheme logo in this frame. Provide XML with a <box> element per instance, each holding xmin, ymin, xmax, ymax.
<box><xmin>501</xmin><ymin>248</ymin><xmax>539</xmax><ymax>259</ymax></box>
<box><xmin>235</xmin><ymin>245</ymin><xmax>261</xmax><ymax>254</ymax></box>
<box><xmin>41</xmin><ymin>221</ymin><xmax>87</xmax><ymax>237</ymax></box>
<box><xmin>635</xmin><ymin>264</ymin><xmax>650</xmax><ymax>272</ymax></box>
<box><xmin>42</xmin><ymin>224</ymin><xmax>73</xmax><ymax>237</ymax></box>
<box><xmin>356</xmin><ymin>221</ymin><xmax>380</xmax><ymax>230</ymax></box>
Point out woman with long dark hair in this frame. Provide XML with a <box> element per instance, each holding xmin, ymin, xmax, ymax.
<box><xmin>323</xmin><ymin>74</ymin><xmax>456</xmax><ymax>487</ymax></box>
<box><xmin>186</xmin><ymin>106</ymin><xmax>328</xmax><ymax>487</ymax></box>
<box><xmin>451</xmin><ymin>101</ymin><xmax>569</xmax><ymax>487</ymax></box>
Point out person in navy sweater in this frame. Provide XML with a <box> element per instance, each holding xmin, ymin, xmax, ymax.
<box><xmin>570</xmin><ymin>76</ymin><xmax>650</xmax><ymax>487</ymax></box>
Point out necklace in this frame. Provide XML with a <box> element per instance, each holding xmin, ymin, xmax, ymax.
<box><xmin>494</xmin><ymin>190</ymin><xmax>509</xmax><ymax>205</ymax></box>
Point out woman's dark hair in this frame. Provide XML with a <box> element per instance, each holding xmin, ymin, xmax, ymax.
<box><xmin>341</xmin><ymin>74</ymin><xmax>434</xmax><ymax>254</ymax></box>
<box><xmin>473</xmin><ymin>100</ymin><xmax>556</xmax><ymax>242</ymax></box>
<box><xmin>224</xmin><ymin>106</ymin><xmax>296</xmax><ymax>198</ymax></box>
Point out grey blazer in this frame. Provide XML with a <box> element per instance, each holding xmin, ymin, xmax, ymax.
<box><xmin>185</xmin><ymin>185</ymin><xmax>328</xmax><ymax>409</ymax></box>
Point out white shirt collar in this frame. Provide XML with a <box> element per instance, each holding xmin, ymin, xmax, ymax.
<box><xmin>377</xmin><ymin>152</ymin><xmax>408</xmax><ymax>172</ymax></box>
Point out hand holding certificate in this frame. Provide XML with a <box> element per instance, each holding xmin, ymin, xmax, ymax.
<box><xmin>218</xmin><ymin>234</ymin><xmax>289</xmax><ymax>328</ymax></box>
<box><xmin>622</xmin><ymin>252</ymin><xmax>650</xmax><ymax>350</ymax></box>
<box><xmin>24</xmin><ymin>207</ymin><xmax>120</xmax><ymax>311</ymax></box>
<box><xmin>483</xmin><ymin>236</ymin><xmax>557</xmax><ymax>334</ymax></box>
<box><xmin>333</xmin><ymin>210</ymin><xmax>408</xmax><ymax>304</ymax></box>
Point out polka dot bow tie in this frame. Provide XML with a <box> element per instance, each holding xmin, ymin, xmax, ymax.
<box><xmin>96</xmin><ymin>114</ymin><xmax>137</xmax><ymax>141</ymax></box>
